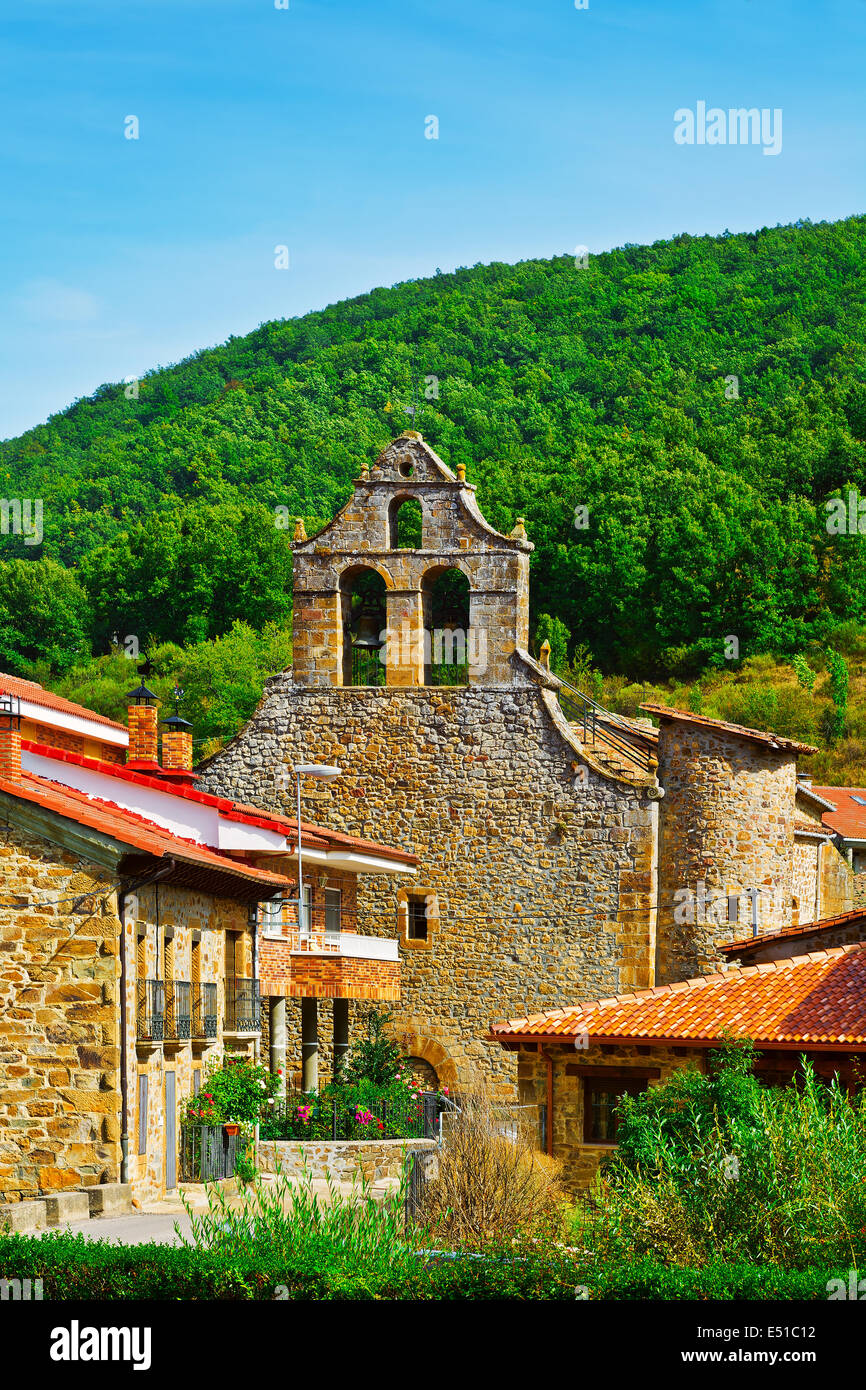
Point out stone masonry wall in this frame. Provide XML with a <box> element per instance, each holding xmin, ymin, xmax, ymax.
<box><xmin>0</xmin><ymin>824</ymin><xmax>121</xmax><ymax>1204</ymax></box>
<box><xmin>516</xmin><ymin>1042</ymin><xmax>699</xmax><ymax>1190</ymax></box>
<box><xmin>655</xmin><ymin>722</ymin><xmax>798</xmax><ymax>982</ymax></box>
<box><xmin>792</xmin><ymin>839</ymin><xmax>820</xmax><ymax>925</ymax></box>
<box><xmin>200</xmin><ymin>678</ymin><xmax>659</xmax><ymax>1100</ymax></box>
<box><xmin>258</xmin><ymin>1136</ymin><xmax>436</xmax><ymax>1183</ymax></box>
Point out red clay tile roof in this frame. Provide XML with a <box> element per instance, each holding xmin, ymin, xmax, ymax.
<box><xmin>21</xmin><ymin>740</ymin><xmax>418</xmax><ymax>865</ymax></box>
<box><xmin>639</xmin><ymin>703</ymin><xmax>818</xmax><ymax>755</ymax></box>
<box><xmin>811</xmin><ymin>786</ymin><xmax>866</xmax><ymax>841</ymax></box>
<box><xmin>719</xmin><ymin>909</ymin><xmax>866</xmax><ymax>957</ymax></box>
<box><xmin>491</xmin><ymin>942</ymin><xmax>866</xmax><ymax>1048</ymax></box>
<box><xmin>0</xmin><ymin>772</ymin><xmax>291</xmax><ymax>890</ymax></box>
<box><xmin>0</xmin><ymin>672</ymin><xmax>128</xmax><ymax>734</ymax></box>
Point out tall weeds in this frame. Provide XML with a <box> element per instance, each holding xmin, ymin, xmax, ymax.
<box><xmin>576</xmin><ymin>1054</ymin><xmax>866</xmax><ymax>1269</ymax></box>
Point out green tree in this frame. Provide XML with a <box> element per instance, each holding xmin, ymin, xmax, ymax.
<box><xmin>0</xmin><ymin>558</ymin><xmax>92</xmax><ymax>675</ymax></box>
<box><xmin>341</xmin><ymin>1009</ymin><xmax>404</xmax><ymax>1086</ymax></box>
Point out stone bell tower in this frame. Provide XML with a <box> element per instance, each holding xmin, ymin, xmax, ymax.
<box><xmin>291</xmin><ymin>433</ymin><xmax>533</xmax><ymax>690</ymax></box>
<box><xmin>201</xmin><ymin>433</ymin><xmax>660</xmax><ymax>1098</ymax></box>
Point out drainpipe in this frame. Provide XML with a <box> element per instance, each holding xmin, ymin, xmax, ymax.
<box><xmin>542</xmin><ymin>1048</ymin><xmax>554</xmax><ymax>1158</ymax></box>
<box><xmin>117</xmin><ymin>859</ymin><xmax>176</xmax><ymax>1185</ymax></box>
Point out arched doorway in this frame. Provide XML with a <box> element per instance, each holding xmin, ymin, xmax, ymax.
<box><xmin>341</xmin><ymin>566</ymin><xmax>387</xmax><ymax>686</ymax></box>
<box><xmin>422</xmin><ymin>566</ymin><xmax>470</xmax><ymax>685</ymax></box>
<box><xmin>403</xmin><ymin>1056</ymin><xmax>439</xmax><ymax>1092</ymax></box>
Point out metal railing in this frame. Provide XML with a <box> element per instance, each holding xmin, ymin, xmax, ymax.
<box><xmin>192</xmin><ymin>982</ymin><xmax>218</xmax><ymax>1039</ymax></box>
<box><xmin>136</xmin><ymin>979</ymin><xmax>165</xmax><ymax>1042</ymax></box>
<box><xmin>137</xmin><ymin>980</ymin><xmax>193</xmax><ymax>1041</ymax></box>
<box><xmin>181</xmin><ymin>1124</ymin><xmax>243</xmax><ymax>1182</ymax></box>
<box><xmin>257</xmin><ymin>899</ymin><xmax>352</xmax><ymax>943</ymax></box>
<box><xmin>260</xmin><ymin>1089</ymin><xmax>442</xmax><ymax>1142</ymax></box>
<box><xmin>556</xmin><ymin>675</ymin><xmax>654</xmax><ymax>774</ymax></box>
<box><xmin>224</xmin><ymin>978</ymin><xmax>261</xmax><ymax>1032</ymax></box>
<box><xmin>164</xmin><ymin>981</ymin><xmax>191</xmax><ymax>1040</ymax></box>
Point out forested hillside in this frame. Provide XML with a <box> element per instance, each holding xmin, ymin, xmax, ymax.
<box><xmin>2</xmin><ymin>214</ymin><xmax>866</xmax><ymax>745</ymax></box>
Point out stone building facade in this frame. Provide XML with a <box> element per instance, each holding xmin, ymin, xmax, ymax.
<box><xmin>201</xmin><ymin>435</ymin><xmax>666</xmax><ymax>1098</ymax></box>
<box><xmin>199</xmin><ymin>434</ymin><xmax>853</xmax><ymax>1101</ymax></box>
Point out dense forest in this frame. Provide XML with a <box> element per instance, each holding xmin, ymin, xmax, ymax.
<box><xmin>2</xmin><ymin>214</ymin><xmax>866</xmax><ymax>749</ymax></box>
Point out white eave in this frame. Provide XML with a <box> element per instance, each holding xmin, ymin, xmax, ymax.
<box><xmin>22</xmin><ymin>750</ymin><xmax>417</xmax><ymax>876</ymax></box>
<box><xmin>22</xmin><ymin>699</ymin><xmax>129</xmax><ymax>748</ymax></box>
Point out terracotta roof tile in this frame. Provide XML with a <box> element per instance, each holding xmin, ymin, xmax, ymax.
<box><xmin>491</xmin><ymin>942</ymin><xmax>866</xmax><ymax>1047</ymax></box>
<box><xmin>22</xmin><ymin>741</ymin><xmax>418</xmax><ymax>865</ymax></box>
<box><xmin>811</xmin><ymin>786</ymin><xmax>866</xmax><ymax>841</ymax></box>
<box><xmin>0</xmin><ymin>772</ymin><xmax>290</xmax><ymax>890</ymax></box>
<box><xmin>0</xmin><ymin>672</ymin><xmax>128</xmax><ymax>734</ymax></box>
<box><xmin>639</xmin><ymin>703</ymin><xmax>818</xmax><ymax>755</ymax></box>
<box><xmin>719</xmin><ymin>908</ymin><xmax>866</xmax><ymax>956</ymax></box>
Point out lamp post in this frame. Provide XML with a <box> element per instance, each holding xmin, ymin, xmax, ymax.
<box><xmin>292</xmin><ymin>763</ymin><xmax>342</xmax><ymax>1094</ymax></box>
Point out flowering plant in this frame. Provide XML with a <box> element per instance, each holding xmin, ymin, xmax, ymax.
<box><xmin>182</xmin><ymin>1054</ymin><xmax>281</xmax><ymax>1126</ymax></box>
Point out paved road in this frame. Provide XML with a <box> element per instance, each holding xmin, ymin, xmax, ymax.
<box><xmin>58</xmin><ymin>1210</ymin><xmax>195</xmax><ymax>1245</ymax></box>
<box><xmin>45</xmin><ymin>1175</ymin><xmax>398</xmax><ymax>1246</ymax></box>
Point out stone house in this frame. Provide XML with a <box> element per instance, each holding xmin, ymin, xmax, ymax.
<box><xmin>0</xmin><ymin>675</ymin><xmax>416</xmax><ymax>1207</ymax></box>
<box><xmin>491</xmin><ymin>912</ymin><xmax>866</xmax><ymax>1189</ymax></box>
<box><xmin>198</xmin><ymin>432</ymin><xmax>855</xmax><ymax>1098</ymax></box>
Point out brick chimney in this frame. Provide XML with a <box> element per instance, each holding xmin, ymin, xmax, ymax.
<box><xmin>0</xmin><ymin>693</ymin><xmax>22</xmax><ymax>780</ymax></box>
<box><xmin>159</xmin><ymin>714</ymin><xmax>196</xmax><ymax>783</ymax></box>
<box><xmin>126</xmin><ymin>678</ymin><xmax>160</xmax><ymax>770</ymax></box>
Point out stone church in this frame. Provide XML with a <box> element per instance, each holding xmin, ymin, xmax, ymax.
<box><xmin>200</xmin><ymin>433</ymin><xmax>854</xmax><ymax>1098</ymax></box>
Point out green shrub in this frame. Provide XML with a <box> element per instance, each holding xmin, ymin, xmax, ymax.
<box><xmin>0</xmin><ymin>1228</ymin><xmax>847</xmax><ymax>1301</ymax></box>
<box><xmin>578</xmin><ymin>1042</ymin><xmax>866</xmax><ymax>1269</ymax></box>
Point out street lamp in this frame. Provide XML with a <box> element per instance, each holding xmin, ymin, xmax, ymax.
<box><xmin>293</xmin><ymin>764</ymin><xmax>341</xmax><ymax>932</ymax></box>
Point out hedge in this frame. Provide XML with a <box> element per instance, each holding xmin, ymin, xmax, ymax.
<box><xmin>0</xmin><ymin>1232</ymin><xmax>849</xmax><ymax>1301</ymax></box>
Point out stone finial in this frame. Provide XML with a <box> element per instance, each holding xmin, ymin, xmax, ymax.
<box><xmin>456</xmin><ymin>463</ymin><xmax>466</xmax><ymax>482</ymax></box>
<box><xmin>510</xmin><ymin>517</ymin><xmax>528</xmax><ymax>541</ymax></box>
<box><xmin>358</xmin><ymin>464</ymin><xmax>370</xmax><ymax>482</ymax></box>
<box><xmin>539</xmin><ymin>639</ymin><xmax>551</xmax><ymax>671</ymax></box>
<box><xmin>293</xmin><ymin>516</ymin><xmax>308</xmax><ymax>543</ymax></box>
<box><xmin>403</xmin><ymin>430</ymin><xmax>422</xmax><ymax>440</ymax></box>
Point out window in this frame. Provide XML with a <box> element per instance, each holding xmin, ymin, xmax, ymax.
<box><xmin>260</xmin><ymin>897</ymin><xmax>285</xmax><ymax>937</ymax></box>
<box><xmin>407</xmin><ymin>896</ymin><xmax>428</xmax><ymax>941</ymax></box>
<box><xmin>584</xmin><ymin>1076</ymin><xmax>649</xmax><ymax>1144</ymax></box>
<box><xmin>389</xmin><ymin>496</ymin><xmax>423</xmax><ymax>548</ymax></box>
<box><xmin>727</xmin><ymin>893</ymin><xmax>739</xmax><ymax>924</ymax></box>
<box><xmin>324</xmin><ymin>887</ymin><xmax>342</xmax><ymax>940</ymax></box>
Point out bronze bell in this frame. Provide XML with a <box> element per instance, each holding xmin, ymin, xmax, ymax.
<box><xmin>351</xmin><ymin>599</ymin><xmax>383</xmax><ymax>649</ymax></box>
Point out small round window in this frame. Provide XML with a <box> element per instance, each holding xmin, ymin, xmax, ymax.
<box><xmin>398</xmin><ymin>458</ymin><xmax>414</xmax><ymax>478</ymax></box>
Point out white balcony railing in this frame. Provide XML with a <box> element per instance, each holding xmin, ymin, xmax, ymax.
<box><xmin>284</xmin><ymin>929</ymin><xmax>398</xmax><ymax>961</ymax></box>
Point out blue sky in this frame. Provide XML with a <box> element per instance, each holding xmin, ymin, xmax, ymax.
<box><xmin>1</xmin><ymin>0</ymin><xmax>863</xmax><ymax>438</ymax></box>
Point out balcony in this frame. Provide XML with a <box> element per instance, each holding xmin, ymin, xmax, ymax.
<box><xmin>256</xmin><ymin>900</ymin><xmax>400</xmax><ymax>1002</ymax></box>
<box><xmin>137</xmin><ymin>980</ymin><xmax>220</xmax><ymax>1042</ymax></box>
<box><xmin>192</xmin><ymin>982</ymin><xmax>218</xmax><ymax>1039</ymax></box>
<box><xmin>136</xmin><ymin>980</ymin><xmax>191</xmax><ymax>1042</ymax></box>
<box><xmin>224</xmin><ymin>978</ymin><xmax>261</xmax><ymax>1033</ymax></box>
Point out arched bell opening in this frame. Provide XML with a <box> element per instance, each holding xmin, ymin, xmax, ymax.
<box><xmin>421</xmin><ymin>566</ymin><xmax>470</xmax><ymax>686</ymax></box>
<box><xmin>388</xmin><ymin>496</ymin><xmax>424</xmax><ymax>550</ymax></box>
<box><xmin>341</xmin><ymin>566</ymin><xmax>388</xmax><ymax>687</ymax></box>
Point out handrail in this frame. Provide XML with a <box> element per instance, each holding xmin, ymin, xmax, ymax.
<box><xmin>555</xmin><ymin>676</ymin><xmax>654</xmax><ymax>774</ymax></box>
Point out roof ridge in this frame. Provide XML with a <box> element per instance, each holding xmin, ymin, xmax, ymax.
<box><xmin>492</xmin><ymin>940</ymin><xmax>866</xmax><ymax>1035</ymax></box>
<box><xmin>0</xmin><ymin>674</ymin><xmax>128</xmax><ymax>733</ymax></box>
